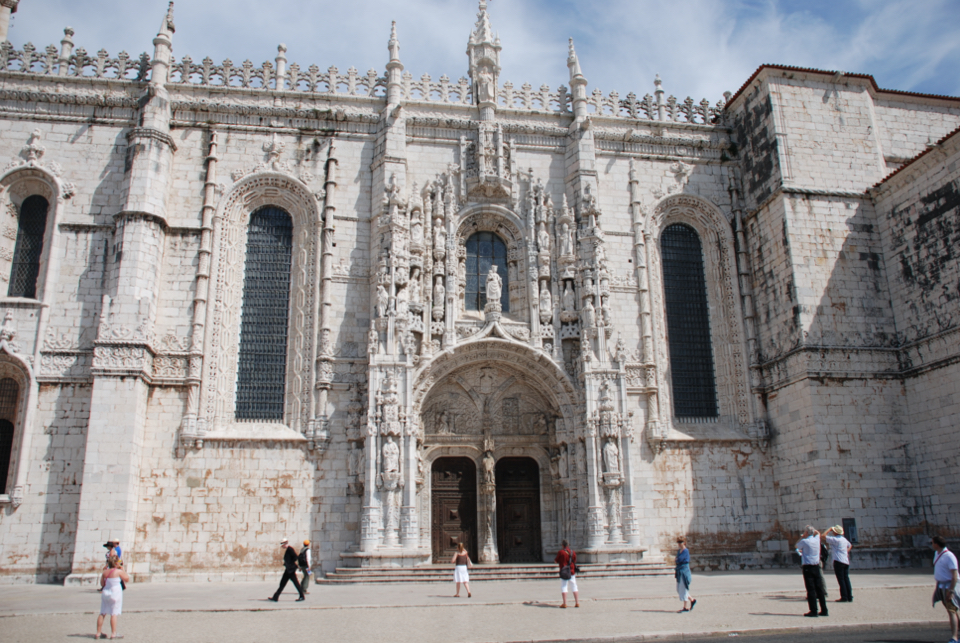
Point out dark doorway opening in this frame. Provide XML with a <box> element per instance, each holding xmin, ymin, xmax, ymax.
<box><xmin>495</xmin><ymin>457</ymin><xmax>542</xmax><ymax>563</ymax></box>
<box><xmin>431</xmin><ymin>457</ymin><xmax>478</xmax><ymax>563</ymax></box>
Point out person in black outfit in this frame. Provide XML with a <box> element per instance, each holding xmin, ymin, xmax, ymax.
<box><xmin>268</xmin><ymin>538</ymin><xmax>305</xmax><ymax>602</ymax></box>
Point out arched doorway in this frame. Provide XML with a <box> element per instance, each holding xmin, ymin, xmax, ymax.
<box><xmin>431</xmin><ymin>457</ymin><xmax>477</xmax><ymax>563</ymax></box>
<box><xmin>495</xmin><ymin>457</ymin><xmax>541</xmax><ymax>563</ymax></box>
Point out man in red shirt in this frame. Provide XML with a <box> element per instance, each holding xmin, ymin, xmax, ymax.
<box><xmin>554</xmin><ymin>539</ymin><xmax>579</xmax><ymax>608</ymax></box>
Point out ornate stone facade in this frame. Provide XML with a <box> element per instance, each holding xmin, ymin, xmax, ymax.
<box><xmin>0</xmin><ymin>2</ymin><xmax>959</xmax><ymax>582</ymax></box>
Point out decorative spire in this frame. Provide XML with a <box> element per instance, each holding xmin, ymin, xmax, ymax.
<box><xmin>472</xmin><ymin>1</ymin><xmax>494</xmax><ymax>44</ymax></box>
<box><xmin>159</xmin><ymin>1</ymin><xmax>175</xmax><ymax>38</ymax></box>
<box><xmin>388</xmin><ymin>21</ymin><xmax>400</xmax><ymax>63</ymax></box>
<box><xmin>567</xmin><ymin>38</ymin><xmax>584</xmax><ymax>81</ymax></box>
<box><xmin>385</xmin><ymin>21</ymin><xmax>404</xmax><ymax>107</ymax></box>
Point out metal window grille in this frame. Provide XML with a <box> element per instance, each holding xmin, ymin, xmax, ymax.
<box><xmin>8</xmin><ymin>195</ymin><xmax>48</xmax><ymax>298</ymax></box>
<box><xmin>660</xmin><ymin>224</ymin><xmax>719</xmax><ymax>418</ymax></box>
<box><xmin>0</xmin><ymin>377</ymin><xmax>19</xmax><ymax>494</ymax></box>
<box><xmin>464</xmin><ymin>231</ymin><xmax>508</xmax><ymax>312</ymax></box>
<box><xmin>235</xmin><ymin>207</ymin><xmax>293</xmax><ymax>421</ymax></box>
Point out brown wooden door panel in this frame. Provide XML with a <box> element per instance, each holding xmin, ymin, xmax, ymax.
<box><xmin>431</xmin><ymin>458</ymin><xmax>478</xmax><ymax>563</ymax></box>
<box><xmin>495</xmin><ymin>457</ymin><xmax>541</xmax><ymax>563</ymax></box>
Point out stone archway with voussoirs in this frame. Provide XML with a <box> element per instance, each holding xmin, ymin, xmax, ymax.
<box><xmin>413</xmin><ymin>337</ymin><xmax>577</xmax><ymax>563</ymax></box>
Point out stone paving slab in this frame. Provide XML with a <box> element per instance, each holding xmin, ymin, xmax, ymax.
<box><xmin>0</xmin><ymin>569</ymin><xmax>947</xmax><ymax>643</ymax></box>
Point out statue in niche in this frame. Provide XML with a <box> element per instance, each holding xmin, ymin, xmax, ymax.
<box><xmin>396</xmin><ymin>284</ymin><xmax>409</xmax><ymax>318</ymax></box>
<box><xmin>433</xmin><ymin>277</ymin><xmax>445</xmax><ymax>308</ymax></box>
<box><xmin>382</xmin><ymin>435</ymin><xmax>400</xmax><ymax>474</ymax></box>
<box><xmin>433</xmin><ymin>218</ymin><xmax>445</xmax><ymax>249</ymax></box>
<box><xmin>560</xmin><ymin>222</ymin><xmax>574</xmax><ymax>256</ymax></box>
<box><xmin>486</xmin><ymin>265</ymin><xmax>502</xmax><ymax>304</ymax></box>
<box><xmin>582</xmin><ymin>298</ymin><xmax>597</xmax><ymax>329</ymax></box>
<box><xmin>602</xmin><ymin>304</ymin><xmax>612</xmax><ymax>328</ymax></box>
<box><xmin>477</xmin><ymin>67</ymin><xmax>495</xmax><ymax>104</ymax></box>
<box><xmin>410</xmin><ymin>209</ymin><xmax>424</xmax><ymax>245</ymax></box>
<box><xmin>437</xmin><ymin>410</ymin><xmax>451</xmax><ymax>434</ymax></box>
<box><xmin>376</xmin><ymin>283</ymin><xmax>389</xmax><ymax>318</ymax></box>
<box><xmin>482</xmin><ymin>450</ymin><xmax>495</xmax><ymax>485</ymax></box>
<box><xmin>409</xmin><ymin>268</ymin><xmax>421</xmax><ymax>303</ymax></box>
<box><xmin>416</xmin><ymin>445</ymin><xmax>425</xmax><ymax>478</ymax></box>
<box><xmin>603</xmin><ymin>438</ymin><xmax>620</xmax><ymax>474</ymax></box>
<box><xmin>549</xmin><ymin>450</ymin><xmax>560</xmax><ymax>479</ymax></box>
<box><xmin>558</xmin><ymin>445</ymin><xmax>569</xmax><ymax>478</ymax></box>
<box><xmin>539</xmin><ymin>283</ymin><xmax>552</xmax><ymax>324</ymax></box>
<box><xmin>537</xmin><ymin>222</ymin><xmax>550</xmax><ymax>253</ymax></box>
<box><xmin>562</xmin><ymin>282</ymin><xmax>576</xmax><ymax>315</ymax></box>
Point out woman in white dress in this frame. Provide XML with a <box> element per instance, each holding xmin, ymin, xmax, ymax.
<box><xmin>96</xmin><ymin>554</ymin><xmax>130</xmax><ymax>640</ymax></box>
<box><xmin>451</xmin><ymin>542</ymin><xmax>473</xmax><ymax>598</ymax></box>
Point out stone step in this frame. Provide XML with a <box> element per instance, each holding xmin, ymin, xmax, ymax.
<box><xmin>316</xmin><ymin>562</ymin><xmax>672</xmax><ymax>584</ymax></box>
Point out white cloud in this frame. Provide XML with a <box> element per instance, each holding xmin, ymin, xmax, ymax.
<box><xmin>7</xmin><ymin>0</ymin><xmax>959</xmax><ymax>101</ymax></box>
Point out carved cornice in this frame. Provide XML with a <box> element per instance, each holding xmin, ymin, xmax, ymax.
<box><xmin>0</xmin><ymin>88</ymin><xmax>140</xmax><ymax>109</ymax></box>
<box><xmin>170</xmin><ymin>100</ymin><xmax>379</xmax><ymax>125</ymax></box>
<box><xmin>127</xmin><ymin>127</ymin><xmax>177</xmax><ymax>151</ymax></box>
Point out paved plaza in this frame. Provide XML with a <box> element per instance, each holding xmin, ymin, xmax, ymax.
<box><xmin>0</xmin><ymin>569</ymin><xmax>947</xmax><ymax>643</ymax></box>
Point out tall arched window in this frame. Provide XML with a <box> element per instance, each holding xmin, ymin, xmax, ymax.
<box><xmin>8</xmin><ymin>195</ymin><xmax>48</xmax><ymax>298</ymax></box>
<box><xmin>235</xmin><ymin>206</ymin><xmax>293</xmax><ymax>421</ymax></box>
<box><xmin>465</xmin><ymin>231</ymin><xmax>508</xmax><ymax>312</ymax></box>
<box><xmin>0</xmin><ymin>377</ymin><xmax>19</xmax><ymax>494</ymax></box>
<box><xmin>661</xmin><ymin>224</ymin><xmax>718</xmax><ymax>418</ymax></box>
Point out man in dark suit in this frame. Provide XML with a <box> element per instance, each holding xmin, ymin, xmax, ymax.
<box><xmin>268</xmin><ymin>538</ymin><xmax>305</xmax><ymax>602</ymax></box>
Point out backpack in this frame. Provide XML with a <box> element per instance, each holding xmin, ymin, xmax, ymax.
<box><xmin>298</xmin><ymin>547</ymin><xmax>308</xmax><ymax>569</ymax></box>
<box><xmin>559</xmin><ymin>548</ymin><xmax>573</xmax><ymax>580</ymax></box>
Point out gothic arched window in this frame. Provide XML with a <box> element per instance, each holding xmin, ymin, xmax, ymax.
<box><xmin>0</xmin><ymin>377</ymin><xmax>19</xmax><ymax>494</ymax></box>
<box><xmin>465</xmin><ymin>231</ymin><xmax>508</xmax><ymax>312</ymax></box>
<box><xmin>660</xmin><ymin>224</ymin><xmax>718</xmax><ymax>418</ymax></box>
<box><xmin>8</xmin><ymin>195</ymin><xmax>48</xmax><ymax>298</ymax></box>
<box><xmin>235</xmin><ymin>206</ymin><xmax>293</xmax><ymax>421</ymax></box>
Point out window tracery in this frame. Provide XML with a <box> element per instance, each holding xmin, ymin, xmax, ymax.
<box><xmin>465</xmin><ymin>231</ymin><xmax>508</xmax><ymax>312</ymax></box>
<box><xmin>7</xmin><ymin>195</ymin><xmax>47</xmax><ymax>298</ymax></box>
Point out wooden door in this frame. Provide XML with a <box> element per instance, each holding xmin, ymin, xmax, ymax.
<box><xmin>496</xmin><ymin>457</ymin><xmax>542</xmax><ymax>563</ymax></box>
<box><xmin>431</xmin><ymin>457</ymin><xmax>477</xmax><ymax>563</ymax></box>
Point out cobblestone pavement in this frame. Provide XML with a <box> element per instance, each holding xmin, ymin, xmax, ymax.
<box><xmin>0</xmin><ymin>569</ymin><xmax>946</xmax><ymax>643</ymax></box>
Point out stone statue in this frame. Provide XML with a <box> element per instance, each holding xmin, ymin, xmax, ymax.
<box><xmin>535</xmin><ymin>413</ymin><xmax>548</xmax><ymax>435</ymax></box>
<box><xmin>410</xmin><ymin>209</ymin><xmax>423</xmax><ymax>245</ymax></box>
<box><xmin>482</xmin><ymin>451</ymin><xmax>495</xmax><ymax>485</ymax></box>
<box><xmin>395</xmin><ymin>284</ymin><xmax>409</xmax><ymax>318</ymax></box>
<box><xmin>562</xmin><ymin>283</ymin><xmax>576</xmax><ymax>315</ymax></box>
<box><xmin>582</xmin><ymin>298</ymin><xmax>596</xmax><ymax>328</ymax></box>
<box><xmin>382</xmin><ymin>436</ymin><xmax>400</xmax><ymax>474</ymax></box>
<box><xmin>603</xmin><ymin>438</ymin><xmax>620</xmax><ymax>474</ymax></box>
<box><xmin>477</xmin><ymin>67</ymin><xmax>495</xmax><ymax>103</ymax></box>
<box><xmin>558</xmin><ymin>445</ymin><xmax>569</xmax><ymax>478</ymax></box>
<box><xmin>433</xmin><ymin>219</ymin><xmax>445</xmax><ymax>249</ymax></box>
<box><xmin>433</xmin><ymin>277</ymin><xmax>445</xmax><ymax>308</ymax></box>
<box><xmin>560</xmin><ymin>222</ymin><xmax>574</xmax><ymax>256</ymax></box>
<box><xmin>537</xmin><ymin>222</ymin><xmax>550</xmax><ymax>253</ymax></box>
<box><xmin>376</xmin><ymin>283</ymin><xmax>389</xmax><ymax>318</ymax></box>
<box><xmin>409</xmin><ymin>268</ymin><xmax>421</xmax><ymax>303</ymax></box>
<box><xmin>486</xmin><ymin>265</ymin><xmax>502</xmax><ymax>304</ymax></box>
<box><xmin>539</xmin><ymin>283</ymin><xmax>552</xmax><ymax>324</ymax></box>
<box><xmin>437</xmin><ymin>410</ymin><xmax>451</xmax><ymax>434</ymax></box>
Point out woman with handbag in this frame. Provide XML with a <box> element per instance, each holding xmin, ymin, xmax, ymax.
<box><xmin>675</xmin><ymin>537</ymin><xmax>697</xmax><ymax>612</ymax></box>
<box><xmin>554</xmin><ymin>539</ymin><xmax>579</xmax><ymax>608</ymax></box>
<box><xmin>95</xmin><ymin>554</ymin><xmax>130</xmax><ymax>640</ymax></box>
<box><xmin>451</xmin><ymin>542</ymin><xmax>473</xmax><ymax>598</ymax></box>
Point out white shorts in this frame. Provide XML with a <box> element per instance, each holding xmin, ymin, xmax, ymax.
<box><xmin>561</xmin><ymin>575</ymin><xmax>578</xmax><ymax>593</ymax></box>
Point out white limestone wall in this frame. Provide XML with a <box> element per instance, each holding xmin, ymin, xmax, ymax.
<box><xmin>0</xmin><ymin>384</ymin><xmax>91</xmax><ymax>582</ymax></box>
<box><xmin>872</xmin><ymin>98</ymin><xmax>960</xmax><ymax>165</ymax></box>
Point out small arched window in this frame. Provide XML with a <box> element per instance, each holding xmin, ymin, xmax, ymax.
<box><xmin>0</xmin><ymin>377</ymin><xmax>19</xmax><ymax>494</ymax></box>
<box><xmin>661</xmin><ymin>224</ymin><xmax>718</xmax><ymax>418</ymax></box>
<box><xmin>8</xmin><ymin>195</ymin><xmax>48</xmax><ymax>298</ymax></box>
<box><xmin>465</xmin><ymin>231</ymin><xmax>508</xmax><ymax>312</ymax></box>
<box><xmin>235</xmin><ymin>206</ymin><xmax>293</xmax><ymax>421</ymax></box>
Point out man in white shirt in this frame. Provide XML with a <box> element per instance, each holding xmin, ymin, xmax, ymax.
<box><xmin>931</xmin><ymin>535</ymin><xmax>959</xmax><ymax>643</ymax></box>
<box><xmin>824</xmin><ymin>525</ymin><xmax>853</xmax><ymax>602</ymax></box>
<box><xmin>795</xmin><ymin>525</ymin><xmax>828</xmax><ymax>617</ymax></box>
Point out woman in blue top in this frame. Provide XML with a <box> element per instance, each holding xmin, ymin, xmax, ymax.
<box><xmin>675</xmin><ymin>537</ymin><xmax>697</xmax><ymax>612</ymax></box>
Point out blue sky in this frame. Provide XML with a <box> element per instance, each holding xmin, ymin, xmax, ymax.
<box><xmin>8</xmin><ymin>0</ymin><xmax>960</xmax><ymax>101</ymax></box>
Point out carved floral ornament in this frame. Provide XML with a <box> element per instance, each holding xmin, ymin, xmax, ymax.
<box><xmin>2</xmin><ymin>129</ymin><xmax>76</xmax><ymax>201</ymax></box>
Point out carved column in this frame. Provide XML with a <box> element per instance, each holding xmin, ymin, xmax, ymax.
<box><xmin>479</xmin><ymin>447</ymin><xmax>499</xmax><ymax>562</ymax></box>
